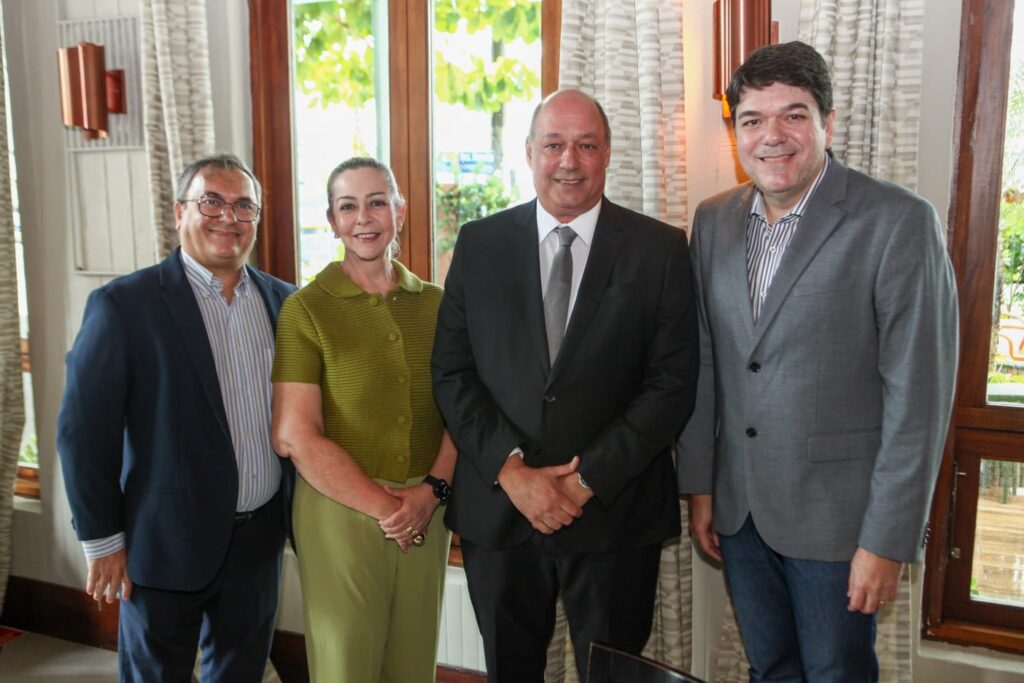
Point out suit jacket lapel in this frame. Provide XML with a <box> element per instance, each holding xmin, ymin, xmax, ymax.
<box><xmin>550</xmin><ymin>197</ymin><xmax>623</xmax><ymax>381</ymax></box>
<box><xmin>508</xmin><ymin>201</ymin><xmax>551</xmax><ymax>374</ymax></box>
<box><xmin>249</xmin><ymin>265</ymin><xmax>286</xmax><ymax>325</ymax></box>
<box><xmin>752</xmin><ymin>160</ymin><xmax>848</xmax><ymax>345</ymax></box>
<box><xmin>719</xmin><ymin>186</ymin><xmax>757</xmax><ymax>341</ymax></box>
<box><xmin>159</xmin><ymin>248</ymin><xmax>232</xmax><ymax>441</ymax></box>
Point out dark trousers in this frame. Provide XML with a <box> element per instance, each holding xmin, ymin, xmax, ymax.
<box><xmin>461</xmin><ymin>537</ymin><xmax>662</xmax><ymax>682</ymax></box>
<box><xmin>117</xmin><ymin>493</ymin><xmax>285</xmax><ymax>683</ymax></box>
<box><xmin>720</xmin><ymin>515</ymin><xmax>878</xmax><ymax>683</ymax></box>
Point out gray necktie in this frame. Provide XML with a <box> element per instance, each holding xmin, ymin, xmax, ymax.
<box><xmin>544</xmin><ymin>225</ymin><xmax>577</xmax><ymax>364</ymax></box>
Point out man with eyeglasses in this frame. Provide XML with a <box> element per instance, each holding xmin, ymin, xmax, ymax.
<box><xmin>57</xmin><ymin>154</ymin><xmax>296</xmax><ymax>681</ymax></box>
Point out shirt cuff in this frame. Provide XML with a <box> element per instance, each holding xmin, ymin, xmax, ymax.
<box><xmin>82</xmin><ymin>532</ymin><xmax>125</xmax><ymax>560</ymax></box>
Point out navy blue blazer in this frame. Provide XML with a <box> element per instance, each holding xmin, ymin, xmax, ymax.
<box><xmin>57</xmin><ymin>248</ymin><xmax>296</xmax><ymax>591</ymax></box>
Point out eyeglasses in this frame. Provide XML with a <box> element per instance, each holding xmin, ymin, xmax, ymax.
<box><xmin>182</xmin><ymin>195</ymin><xmax>261</xmax><ymax>222</ymax></box>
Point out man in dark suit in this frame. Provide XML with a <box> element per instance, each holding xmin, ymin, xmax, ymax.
<box><xmin>57</xmin><ymin>154</ymin><xmax>296</xmax><ymax>681</ymax></box>
<box><xmin>677</xmin><ymin>43</ymin><xmax>958</xmax><ymax>680</ymax></box>
<box><xmin>432</xmin><ymin>89</ymin><xmax>699</xmax><ymax>681</ymax></box>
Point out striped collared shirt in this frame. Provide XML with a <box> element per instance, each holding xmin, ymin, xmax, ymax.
<box><xmin>746</xmin><ymin>155</ymin><xmax>831</xmax><ymax>320</ymax></box>
<box><xmin>181</xmin><ymin>249</ymin><xmax>280</xmax><ymax>512</ymax></box>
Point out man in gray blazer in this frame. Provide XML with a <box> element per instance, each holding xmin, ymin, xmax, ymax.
<box><xmin>677</xmin><ymin>42</ymin><xmax>958</xmax><ymax>681</ymax></box>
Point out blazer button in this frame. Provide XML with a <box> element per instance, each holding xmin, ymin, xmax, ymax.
<box><xmin>543</xmin><ymin>394</ymin><xmax>557</xmax><ymax>403</ymax></box>
<box><xmin>745</xmin><ymin>427</ymin><xmax>757</xmax><ymax>438</ymax></box>
<box><xmin>748</xmin><ymin>362</ymin><xmax>761</xmax><ymax>372</ymax></box>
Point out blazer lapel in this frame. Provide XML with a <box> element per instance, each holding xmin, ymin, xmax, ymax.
<box><xmin>751</xmin><ymin>160</ymin><xmax>848</xmax><ymax>345</ymax></box>
<box><xmin>717</xmin><ymin>186</ymin><xmax>758</xmax><ymax>341</ymax></box>
<box><xmin>550</xmin><ymin>197</ymin><xmax>623</xmax><ymax>381</ymax></box>
<box><xmin>159</xmin><ymin>248</ymin><xmax>232</xmax><ymax>441</ymax></box>
<box><xmin>508</xmin><ymin>200</ymin><xmax>551</xmax><ymax>374</ymax></box>
<box><xmin>249</xmin><ymin>265</ymin><xmax>286</xmax><ymax>325</ymax></box>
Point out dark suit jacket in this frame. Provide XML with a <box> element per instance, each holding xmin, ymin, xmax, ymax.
<box><xmin>432</xmin><ymin>198</ymin><xmax>699</xmax><ymax>552</ymax></box>
<box><xmin>57</xmin><ymin>248</ymin><xmax>296</xmax><ymax>591</ymax></box>
<box><xmin>676</xmin><ymin>159</ymin><xmax>959</xmax><ymax>563</ymax></box>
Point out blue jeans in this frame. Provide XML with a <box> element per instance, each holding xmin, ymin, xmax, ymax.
<box><xmin>719</xmin><ymin>515</ymin><xmax>878</xmax><ymax>682</ymax></box>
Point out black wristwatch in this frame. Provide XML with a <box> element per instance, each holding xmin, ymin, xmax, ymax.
<box><xmin>423</xmin><ymin>475</ymin><xmax>452</xmax><ymax>503</ymax></box>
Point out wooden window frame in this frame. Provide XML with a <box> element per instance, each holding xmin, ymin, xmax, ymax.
<box><xmin>922</xmin><ymin>0</ymin><xmax>1024</xmax><ymax>654</ymax></box>
<box><xmin>248</xmin><ymin>0</ymin><xmax>561</xmax><ymax>284</ymax></box>
<box><xmin>14</xmin><ymin>337</ymin><xmax>37</xmax><ymax>499</ymax></box>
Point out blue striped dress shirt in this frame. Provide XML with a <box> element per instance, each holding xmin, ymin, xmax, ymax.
<box><xmin>746</xmin><ymin>155</ymin><xmax>831</xmax><ymax>321</ymax></box>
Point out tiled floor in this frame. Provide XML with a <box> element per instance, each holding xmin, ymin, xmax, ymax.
<box><xmin>0</xmin><ymin>628</ymin><xmax>117</xmax><ymax>681</ymax></box>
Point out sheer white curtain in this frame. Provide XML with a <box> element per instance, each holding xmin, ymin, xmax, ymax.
<box><xmin>715</xmin><ymin>1</ymin><xmax>927</xmax><ymax>679</ymax></box>
<box><xmin>544</xmin><ymin>2</ymin><xmax>690</xmax><ymax>681</ymax></box>
<box><xmin>0</xmin><ymin>14</ymin><xmax>26</xmax><ymax>618</ymax></box>
<box><xmin>141</xmin><ymin>0</ymin><xmax>216</xmax><ymax>258</ymax></box>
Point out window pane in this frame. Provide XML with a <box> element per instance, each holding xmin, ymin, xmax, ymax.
<box><xmin>5</xmin><ymin>48</ymin><xmax>34</xmax><ymax>471</ymax></box>
<box><xmin>989</xmin><ymin>2</ymin><xmax>1024</xmax><ymax>405</ymax></box>
<box><xmin>292</xmin><ymin>0</ymin><xmax>390</xmax><ymax>284</ymax></box>
<box><xmin>431</xmin><ymin>0</ymin><xmax>542</xmax><ymax>284</ymax></box>
<box><xmin>972</xmin><ymin>458</ymin><xmax>1024</xmax><ymax>607</ymax></box>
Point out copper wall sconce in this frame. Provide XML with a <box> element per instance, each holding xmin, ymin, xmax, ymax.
<box><xmin>713</xmin><ymin>0</ymin><xmax>777</xmax><ymax>118</ymax></box>
<box><xmin>57</xmin><ymin>42</ymin><xmax>127</xmax><ymax>140</ymax></box>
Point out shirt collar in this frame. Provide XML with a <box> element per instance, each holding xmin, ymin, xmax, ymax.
<box><xmin>314</xmin><ymin>259</ymin><xmax>425</xmax><ymax>299</ymax></box>
<box><xmin>535</xmin><ymin>199</ymin><xmax>601</xmax><ymax>246</ymax></box>
<box><xmin>180</xmin><ymin>248</ymin><xmax>250</xmax><ymax>295</ymax></box>
<box><xmin>750</xmin><ymin>153</ymin><xmax>831</xmax><ymax>222</ymax></box>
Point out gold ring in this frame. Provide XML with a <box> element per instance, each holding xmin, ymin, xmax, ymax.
<box><xmin>412</xmin><ymin>532</ymin><xmax>426</xmax><ymax>546</ymax></box>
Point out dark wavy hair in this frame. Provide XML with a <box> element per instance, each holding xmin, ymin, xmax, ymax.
<box><xmin>726</xmin><ymin>41</ymin><xmax>833</xmax><ymax>124</ymax></box>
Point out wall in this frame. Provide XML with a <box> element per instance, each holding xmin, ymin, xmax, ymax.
<box><xmin>3</xmin><ymin>0</ymin><xmax>1023</xmax><ymax>679</ymax></box>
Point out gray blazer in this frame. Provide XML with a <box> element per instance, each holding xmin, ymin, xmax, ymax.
<box><xmin>676</xmin><ymin>158</ymin><xmax>958</xmax><ymax>563</ymax></box>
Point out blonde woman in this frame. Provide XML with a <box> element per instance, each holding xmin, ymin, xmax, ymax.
<box><xmin>272</xmin><ymin>157</ymin><xmax>455</xmax><ymax>681</ymax></box>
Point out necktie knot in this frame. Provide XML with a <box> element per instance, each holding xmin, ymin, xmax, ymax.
<box><xmin>555</xmin><ymin>225</ymin><xmax>577</xmax><ymax>248</ymax></box>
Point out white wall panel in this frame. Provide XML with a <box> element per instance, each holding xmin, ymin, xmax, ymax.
<box><xmin>58</xmin><ymin>0</ymin><xmax>139</xmax><ymax>22</ymax></box>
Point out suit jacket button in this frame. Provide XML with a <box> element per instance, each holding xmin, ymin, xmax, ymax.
<box><xmin>748</xmin><ymin>362</ymin><xmax>761</xmax><ymax>372</ymax></box>
<box><xmin>745</xmin><ymin>427</ymin><xmax>757</xmax><ymax>438</ymax></box>
<box><xmin>543</xmin><ymin>394</ymin><xmax>556</xmax><ymax>403</ymax></box>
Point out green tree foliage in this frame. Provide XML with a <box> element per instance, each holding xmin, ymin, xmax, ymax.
<box><xmin>999</xmin><ymin>193</ymin><xmax>1024</xmax><ymax>310</ymax></box>
<box><xmin>294</xmin><ymin>1</ymin><xmax>375</xmax><ymax>109</ymax></box>
<box><xmin>435</xmin><ymin>174</ymin><xmax>512</xmax><ymax>254</ymax></box>
<box><xmin>1000</xmin><ymin>61</ymin><xmax>1024</xmax><ymax>310</ymax></box>
<box><xmin>293</xmin><ymin>0</ymin><xmax>540</xmax><ymax>113</ymax></box>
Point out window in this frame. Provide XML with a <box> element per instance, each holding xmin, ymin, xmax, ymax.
<box><xmin>924</xmin><ymin>0</ymin><xmax>1024</xmax><ymax>652</ymax></box>
<box><xmin>2</xmin><ymin>28</ymin><xmax>36</xmax><ymax>499</ymax></box>
<box><xmin>249</xmin><ymin>0</ymin><xmax>561</xmax><ymax>284</ymax></box>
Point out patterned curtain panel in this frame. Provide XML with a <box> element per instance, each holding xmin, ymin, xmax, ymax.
<box><xmin>0</xmin><ymin>18</ymin><xmax>25</xmax><ymax>618</ymax></box>
<box><xmin>801</xmin><ymin>0</ymin><xmax>925</xmax><ymax>189</ymax></box>
<box><xmin>559</xmin><ymin>0</ymin><xmax>688</xmax><ymax>229</ymax></box>
<box><xmin>140</xmin><ymin>0</ymin><xmax>216</xmax><ymax>259</ymax></box>
<box><xmin>713</xmin><ymin>1</ymin><xmax>926</xmax><ymax>680</ymax></box>
<box><xmin>547</xmin><ymin>2</ymin><xmax>690</xmax><ymax>681</ymax></box>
